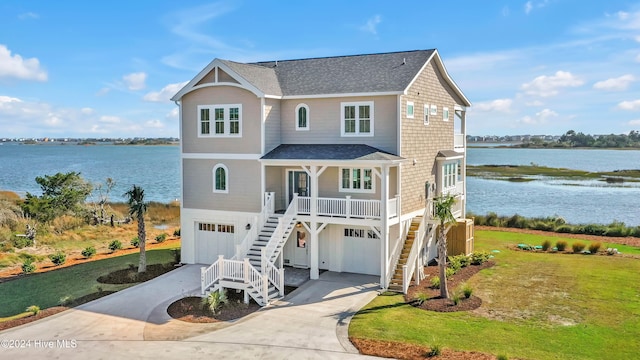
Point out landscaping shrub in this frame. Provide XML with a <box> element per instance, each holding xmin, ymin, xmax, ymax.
<box><xmin>580</xmin><ymin>224</ymin><xmax>607</xmax><ymax>236</ymax></box>
<box><xmin>470</xmin><ymin>251</ymin><xmax>490</xmax><ymax>265</ymax></box>
<box><xmin>572</xmin><ymin>242</ymin><xmax>586</xmax><ymax>253</ymax></box>
<box><xmin>22</xmin><ymin>260</ymin><xmax>36</xmax><ymax>274</ymax></box>
<box><xmin>531</xmin><ymin>221</ymin><xmax>554</xmax><ymax>231</ymax></box>
<box><xmin>48</xmin><ymin>251</ymin><xmax>67</xmax><ymax>266</ymax></box>
<box><xmin>556</xmin><ymin>240</ymin><xmax>568</xmax><ymax>251</ymax></box>
<box><xmin>554</xmin><ymin>224</ymin><xmax>575</xmax><ymax>234</ymax></box>
<box><xmin>427</xmin><ymin>344</ymin><xmax>441</xmax><ymax>357</ymax></box>
<box><xmin>604</xmin><ymin>224</ymin><xmax>628</xmax><ymax>237</ymax></box>
<box><xmin>445</xmin><ymin>267</ymin><xmax>456</xmax><ymax>278</ymax></box>
<box><xmin>81</xmin><ymin>246</ymin><xmax>96</xmax><ymax>258</ymax></box>
<box><xmin>26</xmin><ymin>305</ymin><xmax>40</xmax><ymax>315</ymax></box>
<box><xmin>497</xmin><ymin>355</ymin><xmax>509</xmax><ymax>360</ymax></box>
<box><xmin>451</xmin><ymin>290</ymin><xmax>462</xmax><ymax>305</ymax></box>
<box><xmin>541</xmin><ymin>240</ymin><xmax>552</xmax><ymax>251</ymax></box>
<box><xmin>461</xmin><ymin>283</ymin><xmax>473</xmax><ymax>298</ymax></box>
<box><xmin>108</xmin><ymin>239</ymin><xmax>123</xmax><ymax>252</ymax></box>
<box><xmin>589</xmin><ymin>242</ymin><xmax>602</xmax><ymax>254</ymax></box>
<box><xmin>12</xmin><ymin>235</ymin><xmax>34</xmax><ymax>249</ymax></box>
<box><xmin>202</xmin><ymin>290</ymin><xmax>228</xmax><ymax>314</ymax></box>
<box><xmin>173</xmin><ymin>228</ymin><xmax>181</xmax><ymax>237</ymax></box>
<box><xmin>414</xmin><ymin>292</ymin><xmax>429</xmax><ymax>306</ymax></box>
<box><xmin>485</xmin><ymin>212</ymin><xmax>501</xmax><ymax>227</ymax></box>
<box><xmin>131</xmin><ymin>236</ymin><xmax>140</xmax><ymax>248</ymax></box>
<box><xmin>430</xmin><ymin>276</ymin><xmax>440</xmax><ymax>289</ymax></box>
<box><xmin>171</xmin><ymin>248</ymin><xmax>181</xmax><ymax>264</ymax></box>
<box><xmin>155</xmin><ymin>233</ymin><xmax>167</xmax><ymax>243</ymax></box>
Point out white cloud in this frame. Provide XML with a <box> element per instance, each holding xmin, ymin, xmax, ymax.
<box><xmin>636</xmin><ymin>54</ymin><xmax>640</xmax><ymax>62</ymax></box>
<box><xmin>0</xmin><ymin>95</ymin><xmax>22</xmax><ymax>105</ymax></box>
<box><xmin>628</xmin><ymin>119</ymin><xmax>640</xmax><ymax>126</ymax></box>
<box><xmin>18</xmin><ymin>12</ymin><xmax>39</xmax><ymax>20</ymax></box>
<box><xmin>474</xmin><ymin>99</ymin><xmax>513</xmax><ymax>112</ymax></box>
<box><xmin>0</xmin><ymin>45</ymin><xmax>47</xmax><ymax>81</ymax></box>
<box><xmin>526</xmin><ymin>100</ymin><xmax>544</xmax><ymax>107</ymax></box>
<box><xmin>145</xmin><ymin>119</ymin><xmax>164</xmax><ymax>128</ymax></box>
<box><xmin>536</xmin><ymin>108</ymin><xmax>558</xmax><ymax>120</ymax></box>
<box><xmin>618</xmin><ymin>99</ymin><xmax>640</xmax><ymax>111</ymax></box>
<box><xmin>524</xmin><ymin>1</ymin><xmax>533</xmax><ymax>14</ymax></box>
<box><xmin>143</xmin><ymin>81</ymin><xmax>188</xmax><ymax>102</ymax></box>
<box><xmin>81</xmin><ymin>107</ymin><xmax>94</xmax><ymax>115</ymax></box>
<box><xmin>593</xmin><ymin>74</ymin><xmax>636</xmax><ymax>91</ymax></box>
<box><xmin>122</xmin><ymin>72</ymin><xmax>147</xmax><ymax>91</ymax></box>
<box><xmin>99</xmin><ymin>115</ymin><xmax>121</xmax><ymax>124</ymax></box>
<box><xmin>166</xmin><ymin>107</ymin><xmax>179</xmax><ymax>119</ymax></box>
<box><xmin>96</xmin><ymin>87</ymin><xmax>110</xmax><ymax>96</ymax></box>
<box><xmin>521</xmin><ymin>71</ymin><xmax>584</xmax><ymax>97</ymax></box>
<box><xmin>635</xmin><ymin>36</ymin><xmax>640</xmax><ymax>43</ymax></box>
<box><xmin>359</xmin><ymin>15</ymin><xmax>382</xmax><ymax>35</ymax></box>
<box><xmin>520</xmin><ymin>108</ymin><xmax>557</xmax><ymax>125</ymax></box>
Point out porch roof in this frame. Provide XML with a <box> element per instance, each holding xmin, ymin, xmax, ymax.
<box><xmin>261</xmin><ymin>144</ymin><xmax>404</xmax><ymax>162</ymax></box>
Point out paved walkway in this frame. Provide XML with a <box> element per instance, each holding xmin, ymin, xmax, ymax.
<box><xmin>0</xmin><ymin>265</ymin><xmax>382</xmax><ymax>359</ymax></box>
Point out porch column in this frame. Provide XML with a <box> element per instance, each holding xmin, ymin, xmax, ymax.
<box><xmin>380</xmin><ymin>165</ymin><xmax>390</xmax><ymax>288</ymax></box>
<box><xmin>310</xmin><ymin>221</ymin><xmax>319</xmax><ymax>279</ymax></box>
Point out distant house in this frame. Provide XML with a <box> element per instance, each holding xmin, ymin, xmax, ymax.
<box><xmin>171</xmin><ymin>49</ymin><xmax>471</xmax><ymax>305</ymax></box>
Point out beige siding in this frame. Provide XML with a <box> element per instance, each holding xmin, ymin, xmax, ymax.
<box><xmin>265</xmin><ymin>166</ymin><xmax>286</xmax><ymax>211</ymax></box>
<box><xmin>183</xmin><ymin>158</ymin><xmax>261</xmax><ymax>212</ymax></box>
<box><xmin>280</xmin><ymin>96</ymin><xmax>398</xmax><ymax>154</ymax></box>
<box><xmin>218</xmin><ymin>69</ymin><xmax>239</xmax><ymax>83</ymax></box>
<box><xmin>264</xmin><ymin>98</ymin><xmax>281</xmax><ymax>153</ymax></box>
<box><xmin>196</xmin><ymin>69</ymin><xmax>216</xmax><ymax>85</ymax></box>
<box><xmin>182</xmin><ymin>86</ymin><xmax>261</xmax><ymax>154</ymax></box>
<box><xmin>401</xmin><ymin>61</ymin><xmax>458</xmax><ymax>214</ymax></box>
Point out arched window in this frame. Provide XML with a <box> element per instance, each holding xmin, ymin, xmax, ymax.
<box><xmin>213</xmin><ymin>164</ymin><xmax>228</xmax><ymax>193</ymax></box>
<box><xmin>295</xmin><ymin>103</ymin><xmax>309</xmax><ymax>130</ymax></box>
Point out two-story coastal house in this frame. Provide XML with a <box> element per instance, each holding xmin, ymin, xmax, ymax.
<box><xmin>171</xmin><ymin>49</ymin><xmax>471</xmax><ymax>305</ymax></box>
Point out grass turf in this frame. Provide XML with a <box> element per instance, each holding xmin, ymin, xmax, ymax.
<box><xmin>0</xmin><ymin>246</ymin><xmax>177</xmax><ymax>318</ymax></box>
<box><xmin>349</xmin><ymin>230</ymin><xmax>640</xmax><ymax>360</ymax></box>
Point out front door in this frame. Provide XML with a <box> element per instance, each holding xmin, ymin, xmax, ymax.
<box><xmin>294</xmin><ymin>229</ymin><xmax>309</xmax><ymax>268</ymax></box>
<box><xmin>288</xmin><ymin>170</ymin><xmax>310</xmax><ymax>203</ymax></box>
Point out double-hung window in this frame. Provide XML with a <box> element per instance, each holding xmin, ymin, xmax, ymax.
<box><xmin>407</xmin><ymin>101</ymin><xmax>414</xmax><ymax>118</ymax></box>
<box><xmin>341</xmin><ymin>101</ymin><xmax>373</xmax><ymax>136</ymax></box>
<box><xmin>442</xmin><ymin>162</ymin><xmax>457</xmax><ymax>191</ymax></box>
<box><xmin>340</xmin><ymin>168</ymin><xmax>374</xmax><ymax>193</ymax></box>
<box><xmin>198</xmin><ymin>104</ymin><xmax>242</xmax><ymax>137</ymax></box>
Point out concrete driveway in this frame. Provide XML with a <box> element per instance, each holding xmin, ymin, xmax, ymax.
<box><xmin>0</xmin><ymin>265</ymin><xmax>382</xmax><ymax>359</ymax></box>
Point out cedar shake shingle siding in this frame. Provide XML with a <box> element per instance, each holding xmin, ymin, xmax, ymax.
<box><xmin>400</xmin><ymin>61</ymin><xmax>461</xmax><ymax>214</ymax></box>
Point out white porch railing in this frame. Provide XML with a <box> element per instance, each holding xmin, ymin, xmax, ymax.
<box><xmin>232</xmin><ymin>192</ymin><xmax>274</xmax><ymax>260</ymax></box>
<box><xmin>388</xmin><ymin>195</ymin><xmax>400</xmax><ymax>219</ymax></box>
<box><xmin>454</xmin><ymin>133</ymin><xmax>465</xmax><ymax>149</ymax></box>
<box><xmin>201</xmin><ymin>255</ymin><xmax>272</xmax><ymax>306</ymax></box>
<box><xmin>263</xmin><ymin>250</ymin><xmax>285</xmax><ymax>296</ymax></box>
<box><xmin>298</xmin><ymin>196</ymin><xmax>385</xmax><ymax>219</ymax></box>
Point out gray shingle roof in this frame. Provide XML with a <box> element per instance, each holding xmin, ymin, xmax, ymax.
<box><xmin>250</xmin><ymin>50</ymin><xmax>434</xmax><ymax>96</ymax></box>
<box><xmin>220</xmin><ymin>60</ymin><xmax>283</xmax><ymax>96</ymax></box>
<box><xmin>261</xmin><ymin>144</ymin><xmax>404</xmax><ymax>161</ymax></box>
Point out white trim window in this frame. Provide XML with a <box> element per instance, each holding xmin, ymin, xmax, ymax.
<box><xmin>198</xmin><ymin>104</ymin><xmax>242</xmax><ymax>137</ymax></box>
<box><xmin>339</xmin><ymin>168</ymin><xmax>374</xmax><ymax>193</ymax></box>
<box><xmin>341</xmin><ymin>101</ymin><xmax>374</xmax><ymax>136</ymax></box>
<box><xmin>406</xmin><ymin>101</ymin><xmax>414</xmax><ymax>119</ymax></box>
<box><xmin>213</xmin><ymin>164</ymin><xmax>229</xmax><ymax>193</ymax></box>
<box><xmin>442</xmin><ymin>162</ymin><xmax>457</xmax><ymax>191</ymax></box>
<box><xmin>424</xmin><ymin>104</ymin><xmax>430</xmax><ymax>125</ymax></box>
<box><xmin>443</xmin><ymin>107</ymin><xmax>449</xmax><ymax>121</ymax></box>
<box><xmin>295</xmin><ymin>103</ymin><xmax>309</xmax><ymax>131</ymax></box>
<box><xmin>430</xmin><ymin>104</ymin><xmax>437</xmax><ymax>116</ymax></box>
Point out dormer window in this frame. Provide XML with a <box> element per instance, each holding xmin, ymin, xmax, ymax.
<box><xmin>295</xmin><ymin>104</ymin><xmax>309</xmax><ymax>131</ymax></box>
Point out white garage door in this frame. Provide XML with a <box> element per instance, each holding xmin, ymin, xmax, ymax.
<box><xmin>195</xmin><ymin>222</ymin><xmax>235</xmax><ymax>264</ymax></box>
<box><xmin>342</xmin><ymin>228</ymin><xmax>380</xmax><ymax>276</ymax></box>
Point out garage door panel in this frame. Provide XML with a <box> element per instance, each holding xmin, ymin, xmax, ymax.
<box><xmin>342</xmin><ymin>228</ymin><xmax>380</xmax><ymax>276</ymax></box>
<box><xmin>195</xmin><ymin>222</ymin><xmax>235</xmax><ymax>264</ymax></box>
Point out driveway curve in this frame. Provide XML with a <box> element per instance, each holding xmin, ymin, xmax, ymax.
<box><xmin>0</xmin><ymin>265</ymin><xmax>382</xmax><ymax>359</ymax></box>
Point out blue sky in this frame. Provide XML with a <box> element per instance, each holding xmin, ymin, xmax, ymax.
<box><xmin>1</xmin><ymin>0</ymin><xmax>639</xmax><ymax>138</ymax></box>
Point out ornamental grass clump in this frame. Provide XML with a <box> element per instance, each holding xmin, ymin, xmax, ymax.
<box><xmin>572</xmin><ymin>241</ymin><xmax>586</xmax><ymax>253</ymax></box>
<box><xmin>430</xmin><ymin>276</ymin><xmax>440</xmax><ymax>289</ymax></box>
<box><xmin>589</xmin><ymin>242</ymin><xmax>602</xmax><ymax>254</ymax></box>
<box><xmin>414</xmin><ymin>292</ymin><xmax>429</xmax><ymax>306</ymax></box>
<box><xmin>541</xmin><ymin>240</ymin><xmax>552</xmax><ymax>251</ymax></box>
<box><xmin>556</xmin><ymin>240</ymin><xmax>568</xmax><ymax>251</ymax></box>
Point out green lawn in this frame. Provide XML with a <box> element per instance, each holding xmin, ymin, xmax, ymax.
<box><xmin>350</xmin><ymin>230</ymin><xmax>640</xmax><ymax>360</ymax></box>
<box><xmin>0</xmin><ymin>246</ymin><xmax>178</xmax><ymax>318</ymax></box>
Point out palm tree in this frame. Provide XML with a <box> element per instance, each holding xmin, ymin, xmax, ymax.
<box><xmin>433</xmin><ymin>194</ymin><xmax>457</xmax><ymax>299</ymax></box>
<box><xmin>124</xmin><ymin>185</ymin><xmax>147</xmax><ymax>273</ymax></box>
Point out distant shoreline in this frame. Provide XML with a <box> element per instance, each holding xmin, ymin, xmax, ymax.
<box><xmin>468</xmin><ymin>143</ymin><xmax>640</xmax><ymax>150</ymax></box>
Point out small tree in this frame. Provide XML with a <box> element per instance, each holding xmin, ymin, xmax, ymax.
<box><xmin>433</xmin><ymin>194</ymin><xmax>457</xmax><ymax>299</ymax></box>
<box><xmin>22</xmin><ymin>172</ymin><xmax>92</xmax><ymax>222</ymax></box>
<box><xmin>124</xmin><ymin>185</ymin><xmax>147</xmax><ymax>273</ymax></box>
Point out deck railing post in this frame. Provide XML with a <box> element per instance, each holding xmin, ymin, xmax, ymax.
<box><xmin>244</xmin><ymin>258</ymin><xmax>250</xmax><ymax>284</ymax></box>
<box><xmin>200</xmin><ymin>266</ymin><xmax>206</xmax><ymax>295</ymax></box>
<box><xmin>279</xmin><ymin>268</ymin><xmax>285</xmax><ymax>296</ymax></box>
<box><xmin>262</xmin><ymin>274</ymin><xmax>269</xmax><ymax>305</ymax></box>
<box><xmin>346</xmin><ymin>196</ymin><xmax>351</xmax><ymax>218</ymax></box>
<box><xmin>218</xmin><ymin>255</ymin><xmax>224</xmax><ymax>279</ymax></box>
<box><xmin>402</xmin><ymin>264</ymin><xmax>408</xmax><ymax>294</ymax></box>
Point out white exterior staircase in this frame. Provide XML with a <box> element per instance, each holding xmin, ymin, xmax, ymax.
<box><xmin>201</xmin><ymin>193</ymin><xmax>298</xmax><ymax>306</ymax></box>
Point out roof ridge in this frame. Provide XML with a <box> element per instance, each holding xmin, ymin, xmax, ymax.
<box><xmin>251</xmin><ymin>49</ymin><xmax>435</xmax><ymax>66</ymax></box>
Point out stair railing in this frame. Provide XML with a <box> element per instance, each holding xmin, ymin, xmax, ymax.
<box><xmin>264</xmin><ymin>194</ymin><xmax>298</xmax><ymax>263</ymax></box>
<box><xmin>401</xmin><ymin>199</ymin><xmax>433</xmax><ymax>293</ymax></box>
<box><xmin>232</xmin><ymin>192</ymin><xmax>275</xmax><ymax>260</ymax></box>
<box><xmin>386</xmin><ymin>218</ymin><xmax>410</xmax><ymax>288</ymax></box>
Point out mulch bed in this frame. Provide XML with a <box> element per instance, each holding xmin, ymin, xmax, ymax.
<box><xmin>351</xmin><ymin>338</ymin><xmax>497</xmax><ymax>360</ymax></box>
<box><xmin>97</xmin><ymin>263</ymin><xmax>176</xmax><ymax>284</ymax></box>
<box><xmin>167</xmin><ymin>290</ymin><xmax>261</xmax><ymax>323</ymax></box>
<box><xmin>405</xmin><ymin>261</ymin><xmax>495</xmax><ymax>312</ymax></box>
<box><xmin>0</xmin><ymin>307</ymin><xmax>68</xmax><ymax>331</ymax></box>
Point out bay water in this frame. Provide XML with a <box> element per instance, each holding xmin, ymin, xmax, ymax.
<box><xmin>1</xmin><ymin>143</ymin><xmax>638</xmax><ymax>226</ymax></box>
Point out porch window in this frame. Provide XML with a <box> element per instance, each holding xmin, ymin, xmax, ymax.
<box><xmin>340</xmin><ymin>167</ymin><xmax>375</xmax><ymax>193</ymax></box>
<box><xmin>295</xmin><ymin>104</ymin><xmax>309</xmax><ymax>130</ymax></box>
<box><xmin>198</xmin><ymin>104</ymin><xmax>242</xmax><ymax>137</ymax></box>
<box><xmin>341</xmin><ymin>101</ymin><xmax>373</xmax><ymax>136</ymax></box>
<box><xmin>442</xmin><ymin>162</ymin><xmax>457</xmax><ymax>191</ymax></box>
<box><xmin>213</xmin><ymin>164</ymin><xmax>228</xmax><ymax>193</ymax></box>
<box><xmin>407</xmin><ymin>101</ymin><xmax>414</xmax><ymax>118</ymax></box>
